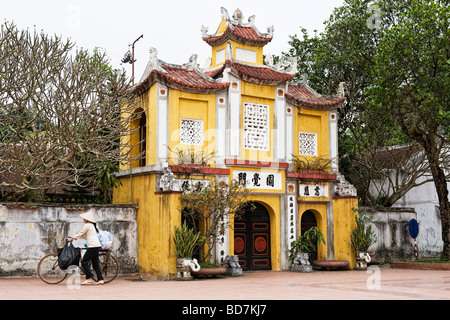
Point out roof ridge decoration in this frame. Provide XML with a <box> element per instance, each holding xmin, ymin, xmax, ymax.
<box><xmin>264</xmin><ymin>53</ymin><xmax>298</xmax><ymax>75</ymax></box>
<box><xmin>134</xmin><ymin>47</ymin><xmax>230</xmax><ymax>95</ymax></box>
<box><xmin>139</xmin><ymin>47</ymin><xmax>167</xmax><ymax>83</ymax></box>
<box><xmin>201</xmin><ymin>8</ymin><xmax>274</xmax><ymax>47</ymax></box>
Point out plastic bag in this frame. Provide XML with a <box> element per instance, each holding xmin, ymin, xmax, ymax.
<box><xmin>57</xmin><ymin>241</ymin><xmax>81</xmax><ymax>270</ymax></box>
<box><xmin>98</xmin><ymin>230</ymin><xmax>113</xmax><ymax>250</ymax></box>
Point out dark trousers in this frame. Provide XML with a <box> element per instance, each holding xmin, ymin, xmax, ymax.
<box><xmin>81</xmin><ymin>247</ymin><xmax>104</xmax><ymax>281</ymax></box>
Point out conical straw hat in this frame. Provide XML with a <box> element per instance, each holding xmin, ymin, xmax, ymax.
<box><xmin>80</xmin><ymin>209</ymin><xmax>97</xmax><ymax>223</ymax></box>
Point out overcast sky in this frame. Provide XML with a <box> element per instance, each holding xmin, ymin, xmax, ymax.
<box><xmin>2</xmin><ymin>0</ymin><xmax>344</xmax><ymax>80</ymax></box>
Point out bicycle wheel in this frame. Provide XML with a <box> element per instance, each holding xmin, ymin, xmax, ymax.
<box><xmin>37</xmin><ymin>253</ymin><xmax>68</xmax><ymax>284</ymax></box>
<box><xmin>100</xmin><ymin>253</ymin><xmax>119</xmax><ymax>283</ymax></box>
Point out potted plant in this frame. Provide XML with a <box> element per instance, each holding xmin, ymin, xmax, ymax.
<box><xmin>347</xmin><ymin>209</ymin><xmax>377</xmax><ymax>269</ymax></box>
<box><xmin>291</xmin><ymin>154</ymin><xmax>333</xmax><ymax>173</ymax></box>
<box><xmin>167</xmin><ymin>146</ymin><xmax>214</xmax><ymax>167</ymax></box>
<box><xmin>173</xmin><ymin>221</ymin><xmax>203</xmax><ymax>280</ymax></box>
<box><xmin>289</xmin><ymin>226</ymin><xmax>326</xmax><ymax>272</ymax></box>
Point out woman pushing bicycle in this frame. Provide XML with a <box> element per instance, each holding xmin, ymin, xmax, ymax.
<box><xmin>68</xmin><ymin>210</ymin><xmax>104</xmax><ymax>285</ymax></box>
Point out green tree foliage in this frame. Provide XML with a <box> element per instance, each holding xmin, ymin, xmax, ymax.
<box><xmin>284</xmin><ymin>0</ymin><xmax>449</xmax><ymax>258</ymax></box>
<box><xmin>368</xmin><ymin>0</ymin><xmax>449</xmax><ymax>259</ymax></box>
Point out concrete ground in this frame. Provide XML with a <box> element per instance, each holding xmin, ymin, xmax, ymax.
<box><xmin>0</xmin><ymin>264</ymin><xmax>448</xmax><ymax>300</ymax></box>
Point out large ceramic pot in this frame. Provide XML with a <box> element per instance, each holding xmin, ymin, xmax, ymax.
<box><xmin>312</xmin><ymin>260</ymin><xmax>349</xmax><ymax>270</ymax></box>
<box><xmin>192</xmin><ymin>266</ymin><xmax>227</xmax><ymax>278</ymax></box>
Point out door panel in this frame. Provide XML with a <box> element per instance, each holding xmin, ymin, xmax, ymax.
<box><xmin>234</xmin><ymin>203</ymin><xmax>271</xmax><ymax>271</ymax></box>
<box><xmin>301</xmin><ymin>210</ymin><xmax>318</xmax><ymax>261</ymax></box>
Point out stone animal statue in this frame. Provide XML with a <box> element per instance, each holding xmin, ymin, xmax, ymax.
<box><xmin>187</xmin><ymin>258</ymin><xmax>201</xmax><ymax>272</ymax></box>
<box><xmin>160</xmin><ymin>166</ymin><xmax>177</xmax><ymax>191</ymax></box>
<box><xmin>176</xmin><ymin>258</ymin><xmax>200</xmax><ymax>280</ymax></box>
<box><xmin>355</xmin><ymin>252</ymin><xmax>372</xmax><ymax>269</ymax></box>
<box><xmin>359</xmin><ymin>252</ymin><xmax>372</xmax><ymax>263</ymax></box>
<box><xmin>293</xmin><ymin>253</ymin><xmax>310</xmax><ymax>266</ymax></box>
<box><xmin>224</xmin><ymin>255</ymin><xmax>241</xmax><ymax>268</ymax></box>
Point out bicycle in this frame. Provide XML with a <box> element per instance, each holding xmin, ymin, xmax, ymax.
<box><xmin>37</xmin><ymin>246</ymin><xmax>119</xmax><ymax>284</ymax></box>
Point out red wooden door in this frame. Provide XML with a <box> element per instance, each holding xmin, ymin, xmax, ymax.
<box><xmin>234</xmin><ymin>203</ymin><xmax>271</xmax><ymax>270</ymax></box>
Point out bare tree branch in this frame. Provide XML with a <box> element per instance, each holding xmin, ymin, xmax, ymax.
<box><xmin>0</xmin><ymin>22</ymin><xmax>144</xmax><ymax>201</ymax></box>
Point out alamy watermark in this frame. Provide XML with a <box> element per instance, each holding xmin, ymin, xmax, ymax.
<box><xmin>66</xmin><ymin>265</ymin><xmax>81</xmax><ymax>290</ymax></box>
<box><xmin>366</xmin><ymin>265</ymin><xmax>381</xmax><ymax>290</ymax></box>
<box><xmin>367</xmin><ymin>3</ymin><xmax>382</xmax><ymax>30</ymax></box>
<box><xmin>66</xmin><ymin>4</ymin><xmax>82</xmax><ymax>31</ymax></box>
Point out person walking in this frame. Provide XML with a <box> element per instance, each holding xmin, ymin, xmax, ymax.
<box><xmin>68</xmin><ymin>210</ymin><xmax>104</xmax><ymax>285</ymax></box>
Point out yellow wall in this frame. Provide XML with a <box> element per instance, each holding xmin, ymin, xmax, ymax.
<box><xmin>113</xmin><ymin>175</ymin><xmax>181</xmax><ymax>278</ymax></box>
<box><xmin>168</xmin><ymin>90</ymin><xmax>216</xmax><ymax>166</ymax></box>
<box><xmin>297</xmin><ymin>193</ymin><xmax>359</xmax><ymax>268</ymax></box>
<box><xmin>120</xmin><ymin>85</ymin><xmax>158</xmax><ymax>170</ymax></box>
<box><xmin>333</xmin><ymin>196</ymin><xmax>359</xmax><ymax>269</ymax></box>
<box><xmin>240</xmin><ymin>82</ymin><xmax>275</xmax><ymax>162</ymax></box>
<box><xmin>294</xmin><ymin>108</ymin><xmax>330</xmax><ymax>170</ymax></box>
<box><xmin>210</xmin><ymin>40</ymin><xmax>264</xmax><ymax>67</ymax></box>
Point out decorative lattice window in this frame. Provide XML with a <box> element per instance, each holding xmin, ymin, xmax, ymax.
<box><xmin>243</xmin><ymin>102</ymin><xmax>269</xmax><ymax>150</ymax></box>
<box><xmin>299</xmin><ymin>132</ymin><xmax>317</xmax><ymax>156</ymax></box>
<box><xmin>180</xmin><ymin>118</ymin><xmax>203</xmax><ymax>145</ymax></box>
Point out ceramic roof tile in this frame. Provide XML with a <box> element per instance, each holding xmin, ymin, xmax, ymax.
<box><xmin>133</xmin><ymin>64</ymin><xmax>230</xmax><ymax>94</ymax></box>
<box><xmin>285</xmin><ymin>84</ymin><xmax>346</xmax><ymax>110</ymax></box>
<box><xmin>229</xmin><ymin>61</ymin><xmax>295</xmax><ymax>83</ymax></box>
<box><xmin>205</xmin><ymin>60</ymin><xmax>295</xmax><ymax>85</ymax></box>
<box><xmin>202</xmin><ymin>25</ymin><xmax>272</xmax><ymax>47</ymax></box>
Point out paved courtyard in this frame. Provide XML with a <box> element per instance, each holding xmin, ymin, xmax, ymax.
<box><xmin>0</xmin><ymin>264</ymin><xmax>448</xmax><ymax>301</ymax></box>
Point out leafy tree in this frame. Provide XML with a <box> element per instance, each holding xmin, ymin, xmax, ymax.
<box><xmin>367</xmin><ymin>0</ymin><xmax>449</xmax><ymax>258</ymax></box>
<box><xmin>284</xmin><ymin>0</ymin><xmax>449</xmax><ymax>258</ymax></box>
<box><xmin>179</xmin><ymin>178</ymin><xmax>252</xmax><ymax>263</ymax></box>
<box><xmin>283</xmin><ymin>1</ymin><xmax>418</xmax><ymax>207</ymax></box>
<box><xmin>0</xmin><ymin>22</ymin><xmax>144</xmax><ymax>201</ymax></box>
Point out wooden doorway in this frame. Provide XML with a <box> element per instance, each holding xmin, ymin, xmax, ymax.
<box><xmin>301</xmin><ymin>210</ymin><xmax>318</xmax><ymax>261</ymax></box>
<box><xmin>234</xmin><ymin>202</ymin><xmax>271</xmax><ymax>271</ymax></box>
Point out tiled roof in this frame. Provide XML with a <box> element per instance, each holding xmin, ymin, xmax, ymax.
<box><xmin>285</xmin><ymin>84</ymin><xmax>346</xmax><ymax>110</ymax></box>
<box><xmin>366</xmin><ymin>144</ymin><xmax>422</xmax><ymax>170</ymax></box>
<box><xmin>205</xmin><ymin>60</ymin><xmax>295</xmax><ymax>85</ymax></box>
<box><xmin>133</xmin><ymin>63</ymin><xmax>230</xmax><ymax>95</ymax></box>
<box><xmin>202</xmin><ymin>24</ymin><xmax>272</xmax><ymax>47</ymax></box>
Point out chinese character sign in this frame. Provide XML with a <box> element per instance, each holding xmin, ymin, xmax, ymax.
<box><xmin>299</xmin><ymin>184</ymin><xmax>328</xmax><ymax>197</ymax></box>
<box><xmin>287</xmin><ymin>195</ymin><xmax>297</xmax><ymax>249</ymax></box>
<box><xmin>233</xmin><ymin>170</ymin><xmax>282</xmax><ymax>190</ymax></box>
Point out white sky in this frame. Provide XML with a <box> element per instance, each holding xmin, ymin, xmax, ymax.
<box><xmin>1</xmin><ymin>0</ymin><xmax>344</xmax><ymax>79</ymax></box>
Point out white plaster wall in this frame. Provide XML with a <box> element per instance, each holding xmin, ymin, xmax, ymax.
<box><xmin>365</xmin><ymin>208</ymin><xmax>417</xmax><ymax>262</ymax></box>
<box><xmin>0</xmin><ymin>204</ymin><xmax>138</xmax><ymax>277</ymax></box>
<box><xmin>395</xmin><ymin>176</ymin><xmax>447</xmax><ymax>257</ymax></box>
<box><xmin>369</xmin><ymin>171</ymin><xmax>448</xmax><ymax>258</ymax></box>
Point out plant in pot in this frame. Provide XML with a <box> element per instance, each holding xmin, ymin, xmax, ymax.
<box><xmin>289</xmin><ymin>226</ymin><xmax>325</xmax><ymax>273</ymax></box>
<box><xmin>173</xmin><ymin>221</ymin><xmax>204</xmax><ymax>280</ymax></box>
<box><xmin>179</xmin><ymin>177</ymin><xmax>251</xmax><ymax>277</ymax></box>
<box><xmin>291</xmin><ymin>154</ymin><xmax>333</xmax><ymax>173</ymax></box>
<box><xmin>167</xmin><ymin>146</ymin><xmax>215</xmax><ymax>167</ymax></box>
<box><xmin>347</xmin><ymin>208</ymin><xmax>377</xmax><ymax>269</ymax></box>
